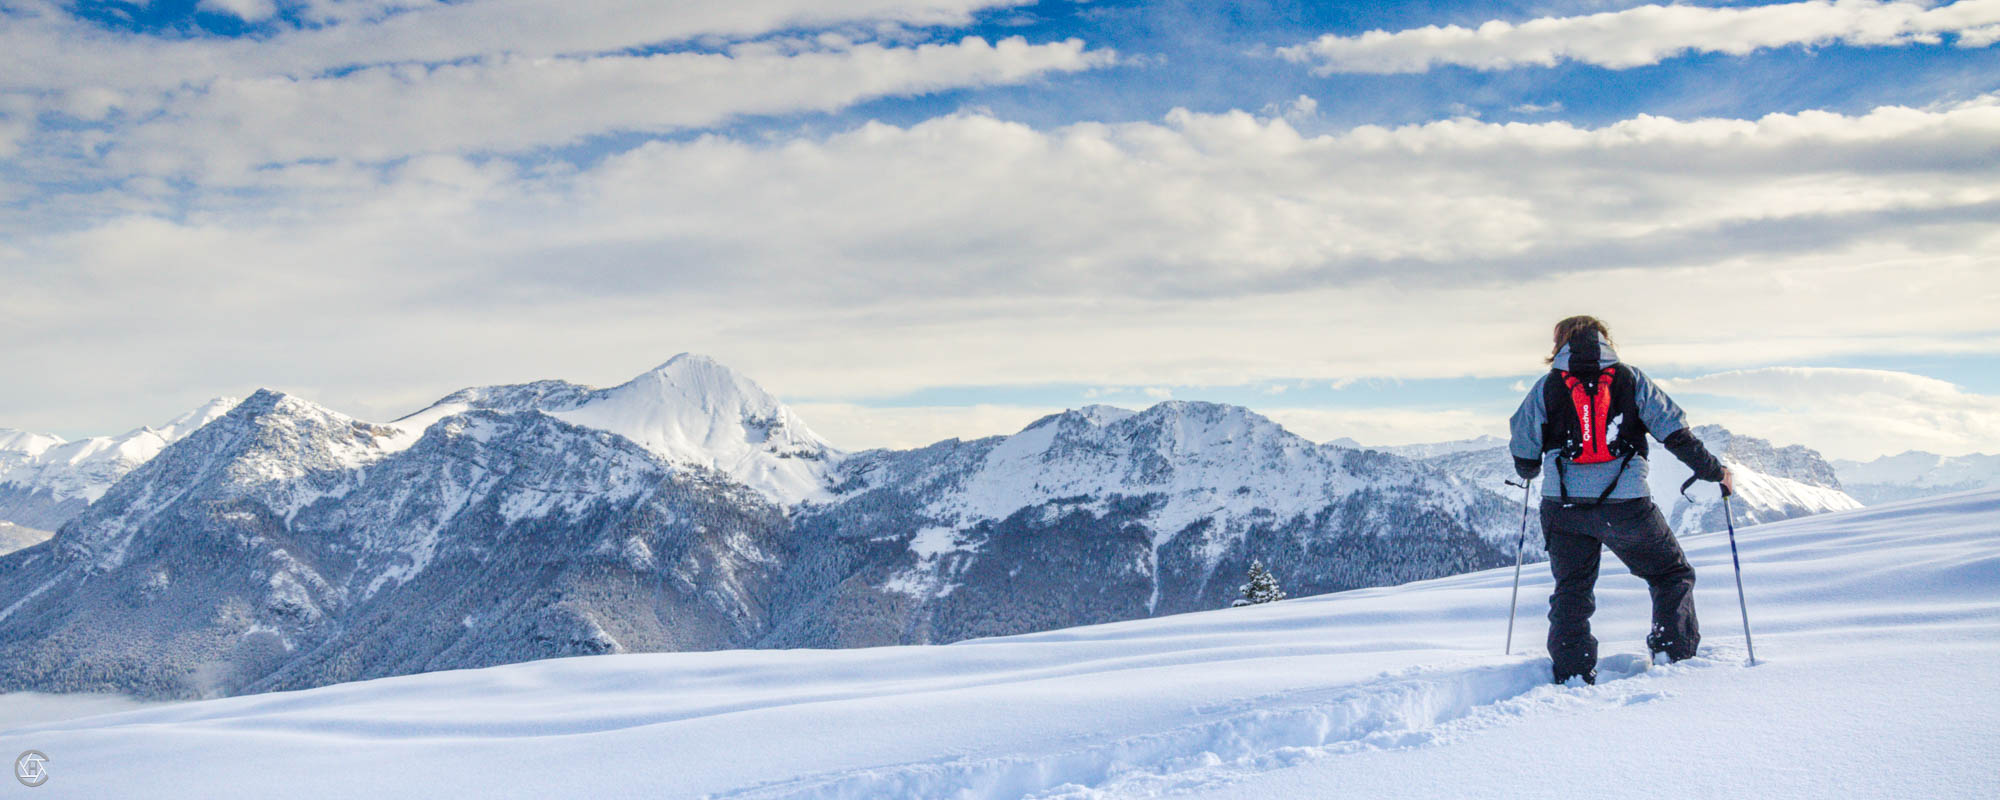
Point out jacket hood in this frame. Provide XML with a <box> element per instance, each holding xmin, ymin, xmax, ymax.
<box><xmin>1551</xmin><ymin>333</ymin><xmax>1620</xmax><ymax>371</ymax></box>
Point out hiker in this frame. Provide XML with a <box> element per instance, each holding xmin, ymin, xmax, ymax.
<box><xmin>1508</xmin><ymin>315</ymin><xmax>1733</xmax><ymax>685</ymax></box>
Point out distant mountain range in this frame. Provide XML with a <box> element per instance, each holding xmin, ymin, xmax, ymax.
<box><xmin>0</xmin><ymin>397</ymin><xmax>238</xmax><ymax>533</ymax></box>
<box><xmin>1384</xmin><ymin>425</ymin><xmax>1863</xmax><ymax>559</ymax></box>
<box><xmin>0</xmin><ymin>356</ymin><xmax>1969</xmax><ymax>700</ymax></box>
<box><xmin>1831</xmin><ymin>451</ymin><xmax>2000</xmax><ymax>505</ymax></box>
<box><xmin>0</xmin><ymin>356</ymin><xmax>1513</xmax><ymax>699</ymax></box>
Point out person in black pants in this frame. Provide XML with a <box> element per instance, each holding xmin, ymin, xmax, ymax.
<box><xmin>1508</xmin><ymin>316</ymin><xmax>1733</xmax><ymax>684</ymax></box>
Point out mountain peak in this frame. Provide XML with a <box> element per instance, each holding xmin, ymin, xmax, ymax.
<box><xmin>621</xmin><ymin>353</ymin><xmax>779</xmax><ymax>410</ymax></box>
<box><xmin>1074</xmin><ymin>404</ymin><xmax>1136</xmax><ymax>426</ymax></box>
<box><xmin>383</xmin><ymin>355</ymin><xmax>837</xmax><ymax>506</ymax></box>
<box><xmin>553</xmin><ymin>355</ymin><xmax>838</xmax><ymax>505</ymax></box>
<box><xmin>1126</xmin><ymin>400</ymin><xmax>1295</xmax><ymax>442</ymax></box>
<box><xmin>649</xmin><ymin>352</ymin><xmax>727</xmax><ymax>373</ymax></box>
<box><xmin>235</xmin><ymin>388</ymin><xmax>293</xmax><ymax>415</ymax></box>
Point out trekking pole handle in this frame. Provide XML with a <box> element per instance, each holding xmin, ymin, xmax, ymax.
<box><xmin>1678</xmin><ymin>472</ymin><xmax>1734</xmax><ymax>502</ymax></box>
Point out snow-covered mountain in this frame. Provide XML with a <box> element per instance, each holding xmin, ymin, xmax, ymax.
<box><xmin>0</xmin><ymin>397</ymin><xmax>239</xmax><ymax>530</ymax></box>
<box><xmin>1644</xmin><ymin>424</ymin><xmax>1862</xmax><ymax>532</ymax></box>
<box><xmin>0</xmin><ymin>358</ymin><xmax>1519</xmax><ymax>698</ymax></box>
<box><xmin>23</xmin><ymin>358</ymin><xmax>1872</xmax><ymax>701</ymax></box>
<box><xmin>392</xmin><ymin>353</ymin><xmax>839</xmax><ymax>506</ymax></box>
<box><xmin>1376</xmin><ymin>435</ymin><xmax>1507</xmax><ymax>460</ymax></box>
<box><xmin>771</xmin><ymin>402</ymin><xmax>1515</xmax><ymax>646</ymax></box>
<box><xmin>1</xmin><ymin>386</ymin><xmax>793</xmax><ymax>697</ymax></box>
<box><xmin>1832</xmin><ymin>450</ymin><xmax>2000</xmax><ymax>505</ymax></box>
<box><xmin>1407</xmin><ymin>425</ymin><xmax>1861</xmax><ymax>536</ymax></box>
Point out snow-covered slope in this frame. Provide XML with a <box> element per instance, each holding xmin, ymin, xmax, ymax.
<box><xmin>0</xmin><ymin>521</ymin><xmax>50</xmax><ymax>556</ymax></box>
<box><xmin>0</xmin><ymin>397</ymin><xmax>239</xmax><ymax>529</ymax></box>
<box><xmin>896</xmin><ymin>402</ymin><xmax>1476</xmax><ymax>553</ymax></box>
<box><xmin>0</xmin><ymin>428</ymin><xmax>64</xmax><ymax>471</ymax></box>
<box><xmin>11</xmin><ymin>488</ymin><xmax>1995</xmax><ymax>799</ymax></box>
<box><xmin>394</xmin><ymin>354</ymin><xmax>838</xmax><ymax>506</ymax></box>
<box><xmin>0</xmin><ymin>387</ymin><xmax>796</xmax><ymax>698</ymax></box>
<box><xmin>0</xmin><ymin>397</ymin><xmax>238</xmax><ymax>502</ymax></box>
<box><xmin>781</xmin><ymin>401</ymin><xmax>1517</xmax><ymax>646</ymax></box>
<box><xmin>1833</xmin><ymin>450</ymin><xmax>2000</xmax><ymax>505</ymax></box>
<box><xmin>1376</xmin><ymin>434</ymin><xmax>1507</xmax><ymax>459</ymax></box>
<box><xmin>1644</xmin><ymin>425</ymin><xmax>1862</xmax><ymax>533</ymax></box>
<box><xmin>551</xmin><ymin>355</ymin><xmax>838</xmax><ymax>506</ymax></box>
<box><xmin>1411</xmin><ymin>425</ymin><xmax>1860</xmax><ymax>536</ymax></box>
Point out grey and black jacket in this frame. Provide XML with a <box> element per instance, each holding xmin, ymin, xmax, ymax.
<box><xmin>1508</xmin><ymin>334</ymin><xmax>1724</xmax><ymax>502</ymax></box>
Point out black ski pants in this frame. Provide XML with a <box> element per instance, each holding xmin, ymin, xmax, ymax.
<box><xmin>1542</xmin><ymin>497</ymin><xmax>1699</xmax><ymax>684</ymax></box>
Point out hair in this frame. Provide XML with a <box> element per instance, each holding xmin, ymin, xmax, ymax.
<box><xmin>1547</xmin><ymin>315</ymin><xmax>1612</xmax><ymax>364</ymax></box>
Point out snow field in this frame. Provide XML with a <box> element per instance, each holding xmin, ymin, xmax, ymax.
<box><xmin>4</xmin><ymin>489</ymin><xmax>1995</xmax><ymax>799</ymax></box>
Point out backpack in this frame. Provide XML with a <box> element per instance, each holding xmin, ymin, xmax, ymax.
<box><xmin>1540</xmin><ymin>331</ymin><xmax>1649</xmax><ymax>505</ymax></box>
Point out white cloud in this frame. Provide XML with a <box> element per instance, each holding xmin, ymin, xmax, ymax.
<box><xmin>101</xmin><ymin>36</ymin><xmax>1109</xmax><ymax>175</ymax></box>
<box><xmin>1277</xmin><ymin>0</ymin><xmax>2000</xmax><ymax>74</ymax></box>
<box><xmin>1658</xmin><ymin>368</ymin><xmax>2000</xmax><ymax>459</ymax></box>
<box><xmin>0</xmin><ymin>118</ymin><xmax>26</xmax><ymax>160</ymax></box>
<box><xmin>0</xmin><ymin>0</ymin><xmax>1035</xmax><ymax>91</ymax></box>
<box><xmin>1962</xmin><ymin>21</ymin><xmax>2000</xmax><ymax>46</ymax></box>
<box><xmin>197</xmin><ymin>0</ymin><xmax>278</xmax><ymax>23</ymax></box>
<box><xmin>1260</xmin><ymin>94</ymin><xmax>1318</xmax><ymax>124</ymax></box>
<box><xmin>55</xmin><ymin>87</ymin><xmax>125</xmax><ymax>121</ymax></box>
<box><xmin>2</xmin><ymin>99</ymin><xmax>1997</xmax><ymax>453</ymax></box>
<box><xmin>285</xmin><ymin>0</ymin><xmax>455</xmax><ymax>26</ymax></box>
<box><xmin>3</xmin><ymin>1</ymin><xmax>1094</xmax><ymax>178</ymax></box>
<box><xmin>525</xmin><ymin>98</ymin><xmax>1998</xmax><ymax>306</ymax></box>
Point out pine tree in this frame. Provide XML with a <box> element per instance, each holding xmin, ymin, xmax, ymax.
<box><xmin>1233</xmin><ymin>560</ymin><xmax>1287</xmax><ymax>607</ymax></box>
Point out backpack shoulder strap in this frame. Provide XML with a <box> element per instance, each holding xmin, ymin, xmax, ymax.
<box><xmin>1611</xmin><ymin>364</ymin><xmax>1640</xmax><ymax>414</ymax></box>
<box><xmin>1540</xmin><ymin>368</ymin><xmax>1570</xmax><ymax>453</ymax></box>
<box><xmin>1608</xmin><ymin>364</ymin><xmax>1652</xmax><ymax>456</ymax></box>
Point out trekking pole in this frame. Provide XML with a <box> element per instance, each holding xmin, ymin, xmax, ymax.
<box><xmin>1722</xmin><ymin>487</ymin><xmax>1758</xmax><ymax>666</ymax></box>
<box><xmin>1503</xmin><ymin>478</ymin><xmax>1533</xmax><ymax>655</ymax></box>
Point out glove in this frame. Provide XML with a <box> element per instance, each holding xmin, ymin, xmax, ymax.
<box><xmin>1513</xmin><ymin>456</ymin><xmax>1542</xmax><ymax>480</ymax></box>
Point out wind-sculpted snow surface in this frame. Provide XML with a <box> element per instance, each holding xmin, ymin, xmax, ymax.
<box><xmin>8</xmin><ymin>490</ymin><xmax>1995</xmax><ymax>798</ymax></box>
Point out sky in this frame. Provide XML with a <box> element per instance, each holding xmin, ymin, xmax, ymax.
<box><xmin>2</xmin><ymin>0</ymin><xmax>1997</xmax><ymax>460</ymax></box>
